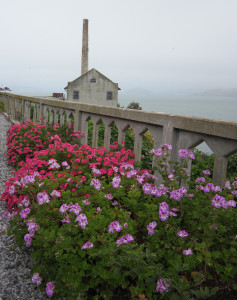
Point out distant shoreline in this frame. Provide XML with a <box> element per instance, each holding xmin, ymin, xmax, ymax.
<box><xmin>195</xmin><ymin>88</ymin><xmax>237</xmax><ymax>97</ymax></box>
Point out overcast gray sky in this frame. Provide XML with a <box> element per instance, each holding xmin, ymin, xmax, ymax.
<box><xmin>0</xmin><ymin>0</ymin><xmax>237</xmax><ymax>96</ymax></box>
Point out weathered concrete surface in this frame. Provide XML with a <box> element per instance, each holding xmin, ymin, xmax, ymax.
<box><xmin>1</xmin><ymin>92</ymin><xmax>237</xmax><ymax>187</ymax></box>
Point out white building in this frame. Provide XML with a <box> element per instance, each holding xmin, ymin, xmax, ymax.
<box><xmin>65</xmin><ymin>19</ymin><xmax>120</xmax><ymax>106</ymax></box>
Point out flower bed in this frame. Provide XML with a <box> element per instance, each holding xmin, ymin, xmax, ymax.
<box><xmin>1</xmin><ymin>122</ymin><xmax>237</xmax><ymax>299</ymax></box>
<box><xmin>6</xmin><ymin>120</ymin><xmax>84</xmax><ymax>169</ymax></box>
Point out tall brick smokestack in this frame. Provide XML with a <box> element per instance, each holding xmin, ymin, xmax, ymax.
<box><xmin>81</xmin><ymin>19</ymin><xmax>89</xmax><ymax>75</ymax></box>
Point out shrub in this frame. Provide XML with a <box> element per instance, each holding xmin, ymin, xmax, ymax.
<box><xmin>191</xmin><ymin>149</ymin><xmax>237</xmax><ymax>182</ymax></box>
<box><xmin>1</xmin><ymin>138</ymin><xmax>237</xmax><ymax>299</ymax></box>
<box><xmin>6</xmin><ymin>120</ymin><xmax>84</xmax><ymax>169</ymax></box>
<box><xmin>0</xmin><ymin>100</ymin><xmax>4</xmax><ymax>112</ymax></box>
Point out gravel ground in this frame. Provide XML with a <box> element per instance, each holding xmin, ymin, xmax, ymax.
<box><xmin>0</xmin><ymin>113</ymin><xmax>49</xmax><ymax>300</ymax></box>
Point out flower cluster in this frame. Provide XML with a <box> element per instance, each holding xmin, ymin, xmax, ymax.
<box><xmin>159</xmin><ymin>202</ymin><xmax>170</xmax><ymax>221</ymax></box>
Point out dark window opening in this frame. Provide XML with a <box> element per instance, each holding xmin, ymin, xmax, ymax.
<box><xmin>90</xmin><ymin>78</ymin><xmax>96</xmax><ymax>83</ymax></box>
<box><xmin>107</xmin><ymin>91</ymin><xmax>113</xmax><ymax>100</ymax></box>
<box><xmin>73</xmin><ymin>91</ymin><xmax>79</xmax><ymax>100</ymax></box>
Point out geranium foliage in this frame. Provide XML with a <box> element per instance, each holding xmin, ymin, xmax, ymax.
<box><xmin>1</xmin><ymin>122</ymin><xmax>237</xmax><ymax>299</ymax></box>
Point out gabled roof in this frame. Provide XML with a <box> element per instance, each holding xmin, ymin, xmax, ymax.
<box><xmin>64</xmin><ymin>68</ymin><xmax>121</xmax><ymax>90</ymax></box>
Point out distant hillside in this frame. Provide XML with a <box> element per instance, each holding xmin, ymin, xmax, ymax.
<box><xmin>197</xmin><ymin>88</ymin><xmax>237</xmax><ymax>97</ymax></box>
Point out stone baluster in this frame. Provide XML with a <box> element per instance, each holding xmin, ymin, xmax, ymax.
<box><xmin>91</xmin><ymin>116</ymin><xmax>100</xmax><ymax>149</ymax></box>
<box><xmin>116</xmin><ymin>121</ymin><xmax>127</xmax><ymax>144</ymax></box>
<box><xmin>103</xmin><ymin>119</ymin><xmax>112</xmax><ymax>149</ymax></box>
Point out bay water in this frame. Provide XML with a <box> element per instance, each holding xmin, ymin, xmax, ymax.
<box><xmin>118</xmin><ymin>94</ymin><xmax>237</xmax><ymax>153</ymax></box>
<box><xmin>118</xmin><ymin>94</ymin><xmax>237</xmax><ymax>122</ymax></box>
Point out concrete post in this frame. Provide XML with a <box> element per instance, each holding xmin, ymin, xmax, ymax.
<box><xmin>92</xmin><ymin>122</ymin><xmax>99</xmax><ymax>148</ymax></box>
<box><xmin>213</xmin><ymin>154</ymin><xmax>228</xmax><ymax>188</ymax></box>
<box><xmin>74</xmin><ymin>109</ymin><xmax>79</xmax><ymax>131</ymax></box>
<box><xmin>103</xmin><ymin>120</ymin><xmax>111</xmax><ymax>149</ymax></box>
<box><xmin>117</xmin><ymin>126</ymin><xmax>125</xmax><ymax>144</ymax></box>
<box><xmin>134</xmin><ymin>131</ymin><xmax>142</xmax><ymax>161</ymax></box>
<box><xmin>162</xmin><ymin>122</ymin><xmax>178</xmax><ymax>162</ymax></box>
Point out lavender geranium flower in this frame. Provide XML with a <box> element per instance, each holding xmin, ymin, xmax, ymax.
<box><xmin>112</xmin><ymin>176</ymin><xmax>121</xmax><ymax>188</ymax></box>
<box><xmin>24</xmin><ymin>234</ymin><xmax>32</xmax><ymax>247</ymax></box>
<box><xmin>92</xmin><ymin>168</ymin><xmax>101</xmax><ymax>175</ymax></box>
<box><xmin>147</xmin><ymin>222</ymin><xmax>157</xmax><ymax>236</ymax></box>
<box><xmin>203</xmin><ymin>186</ymin><xmax>211</xmax><ymax>193</ymax></box>
<box><xmin>126</xmin><ymin>170</ymin><xmax>137</xmax><ymax>178</ymax></box>
<box><xmin>48</xmin><ymin>158</ymin><xmax>57</xmax><ymax>164</ymax></box>
<box><xmin>90</xmin><ymin>178</ymin><xmax>101</xmax><ymax>190</ymax></box>
<box><xmin>8</xmin><ymin>185</ymin><xmax>15</xmax><ymax>195</ymax></box>
<box><xmin>227</xmin><ymin>200</ymin><xmax>236</xmax><ymax>207</ymax></box>
<box><xmin>108</xmin><ymin>221</ymin><xmax>122</xmax><ymax>233</ymax></box>
<box><xmin>46</xmin><ymin>281</ymin><xmax>55</xmax><ymax>296</ymax></box>
<box><xmin>69</xmin><ymin>203</ymin><xmax>82</xmax><ymax>215</ymax></box>
<box><xmin>136</xmin><ymin>175</ymin><xmax>144</xmax><ymax>184</ymax></box>
<box><xmin>96</xmin><ymin>207</ymin><xmax>102</xmax><ymax>212</ymax></box>
<box><xmin>156</xmin><ymin>278</ymin><xmax>170</xmax><ymax>293</ymax></box>
<box><xmin>27</xmin><ymin>219</ymin><xmax>40</xmax><ymax>236</ymax></box>
<box><xmin>116</xmin><ymin>236</ymin><xmax>126</xmax><ymax>247</ymax></box>
<box><xmin>213</xmin><ymin>185</ymin><xmax>222</xmax><ymax>192</ymax></box>
<box><xmin>37</xmin><ymin>192</ymin><xmax>49</xmax><ymax>205</ymax></box>
<box><xmin>62</xmin><ymin>215</ymin><xmax>71</xmax><ymax>224</ymax></box>
<box><xmin>21</xmin><ymin>197</ymin><xmax>30</xmax><ymax>207</ymax></box>
<box><xmin>32</xmin><ymin>273</ymin><xmax>42</xmax><ymax>285</ymax></box>
<box><xmin>159</xmin><ymin>202</ymin><xmax>169</xmax><ymax>221</ymax></box>
<box><xmin>82</xmin><ymin>199</ymin><xmax>91</xmax><ymax>205</ymax></box>
<box><xmin>178</xmin><ymin>149</ymin><xmax>188</xmax><ymax>159</ymax></box>
<box><xmin>189</xmin><ymin>151</ymin><xmax>195</xmax><ymax>160</ymax></box>
<box><xmin>203</xmin><ymin>169</ymin><xmax>211</xmax><ymax>175</ymax></box>
<box><xmin>59</xmin><ymin>204</ymin><xmax>69</xmax><ymax>214</ymax></box>
<box><xmin>177</xmin><ymin>230</ymin><xmax>188</xmax><ymax>237</ymax></box>
<box><xmin>76</xmin><ymin>214</ymin><xmax>88</xmax><ymax>228</ymax></box>
<box><xmin>20</xmin><ymin>208</ymin><xmax>31</xmax><ymax>219</ymax></box>
<box><xmin>142</xmin><ymin>183</ymin><xmax>152</xmax><ymax>195</ymax></box>
<box><xmin>62</xmin><ymin>161</ymin><xmax>70</xmax><ymax>169</ymax></box>
<box><xmin>170</xmin><ymin>188</ymin><xmax>186</xmax><ymax>201</ymax></box>
<box><xmin>49</xmin><ymin>162</ymin><xmax>61</xmax><ymax>169</ymax></box>
<box><xmin>154</xmin><ymin>148</ymin><xmax>163</xmax><ymax>156</ymax></box>
<box><xmin>183</xmin><ymin>248</ymin><xmax>193</xmax><ymax>255</ymax></box>
<box><xmin>225</xmin><ymin>181</ymin><xmax>232</xmax><ymax>190</ymax></box>
<box><xmin>104</xmin><ymin>193</ymin><xmax>113</xmax><ymax>200</ymax></box>
<box><xmin>81</xmin><ymin>241</ymin><xmax>93</xmax><ymax>250</ymax></box>
<box><xmin>211</xmin><ymin>194</ymin><xmax>226</xmax><ymax>208</ymax></box>
<box><xmin>50</xmin><ymin>190</ymin><xmax>61</xmax><ymax>197</ymax></box>
<box><xmin>195</xmin><ymin>177</ymin><xmax>205</xmax><ymax>183</ymax></box>
<box><xmin>116</xmin><ymin>234</ymin><xmax>134</xmax><ymax>247</ymax></box>
<box><xmin>125</xmin><ymin>234</ymin><xmax>134</xmax><ymax>243</ymax></box>
<box><xmin>161</xmin><ymin>144</ymin><xmax>172</xmax><ymax>150</ymax></box>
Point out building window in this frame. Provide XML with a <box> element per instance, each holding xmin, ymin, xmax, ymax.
<box><xmin>73</xmin><ymin>90</ymin><xmax>79</xmax><ymax>100</ymax></box>
<box><xmin>90</xmin><ymin>78</ymin><xmax>96</xmax><ymax>83</ymax></box>
<box><xmin>107</xmin><ymin>91</ymin><xmax>113</xmax><ymax>100</ymax></box>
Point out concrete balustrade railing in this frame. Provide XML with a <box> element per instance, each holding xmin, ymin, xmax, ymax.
<box><xmin>1</xmin><ymin>92</ymin><xmax>237</xmax><ymax>187</ymax></box>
